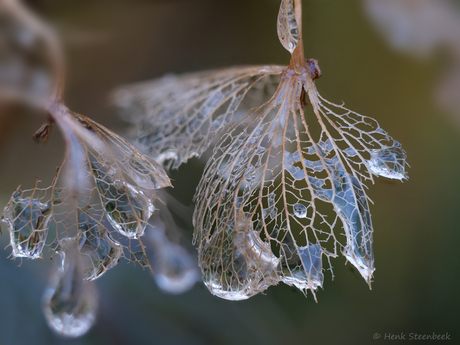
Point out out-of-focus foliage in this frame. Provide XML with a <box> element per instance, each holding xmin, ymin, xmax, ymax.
<box><xmin>364</xmin><ymin>0</ymin><xmax>460</xmax><ymax>120</ymax></box>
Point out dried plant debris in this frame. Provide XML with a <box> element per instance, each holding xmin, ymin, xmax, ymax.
<box><xmin>115</xmin><ymin>0</ymin><xmax>407</xmax><ymax>301</ymax></box>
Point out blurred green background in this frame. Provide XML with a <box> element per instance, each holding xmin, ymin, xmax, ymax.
<box><xmin>0</xmin><ymin>0</ymin><xmax>459</xmax><ymax>344</ymax></box>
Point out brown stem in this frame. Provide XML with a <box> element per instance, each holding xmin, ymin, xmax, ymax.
<box><xmin>291</xmin><ymin>0</ymin><xmax>305</xmax><ymax>73</ymax></box>
<box><xmin>4</xmin><ymin>0</ymin><xmax>68</xmax><ymax>140</ymax></box>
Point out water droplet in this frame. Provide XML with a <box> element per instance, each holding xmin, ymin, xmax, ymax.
<box><xmin>292</xmin><ymin>203</ymin><xmax>309</xmax><ymax>218</ymax></box>
<box><xmin>90</xmin><ymin>156</ymin><xmax>154</xmax><ymax>238</ymax></box>
<box><xmin>281</xmin><ymin>243</ymin><xmax>324</xmax><ymax>291</ymax></box>
<box><xmin>367</xmin><ymin>143</ymin><xmax>407</xmax><ymax>180</ymax></box>
<box><xmin>125</xmin><ymin>153</ymin><xmax>169</xmax><ymax>190</ymax></box>
<box><xmin>42</xmin><ymin>252</ymin><xmax>97</xmax><ymax>338</ymax></box>
<box><xmin>277</xmin><ymin>0</ymin><xmax>299</xmax><ymax>53</ymax></box>
<box><xmin>152</xmin><ymin>239</ymin><xmax>199</xmax><ymax>294</ymax></box>
<box><xmin>1</xmin><ymin>190</ymin><xmax>52</xmax><ymax>259</ymax></box>
<box><xmin>76</xmin><ymin>209</ymin><xmax>123</xmax><ymax>281</ymax></box>
<box><xmin>201</xmin><ymin>213</ymin><xmax>279</xmax><ymax>300</ymax></box>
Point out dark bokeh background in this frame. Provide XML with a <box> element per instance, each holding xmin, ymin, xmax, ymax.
<box><xmin>0</xmin><ymin>0</ymin><xmax>459</xmax><ymax>344</ymax></box>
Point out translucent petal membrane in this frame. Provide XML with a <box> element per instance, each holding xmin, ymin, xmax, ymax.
<box><xmin>112</xmin><ymin>66</ymin><xmax>285</xmax><ymax>169</ymax></box>
<box><xmin>1</xmin><ymin>190</ymin><xmax>52</xmax><ymax>259</ymax></box>
<box><xmin>277</xmin><ymin>0</ymin><xmax>299</xmax><ymax>53</ymax></box>
<box><xmin>201</xmin><ymin>212</ymin><xmax>280</xmax><ymax>301</ymax></box>
<box><xmin>281</xmin><ymin>243</ymin><xmax>324</xmax><ymax>291</ymax></box>
<box><xmin>43</xmin><ymin>252</ymin><xmax>97</xmax><ymax>338</ymax></box>
<box><xmin>58</xmin><ymin>208</ymin><xmax>123</xmax><ymax>281</ymax></box>
<box><xmin>328</xmin><ymin>161</ymin><xmax>375</xmax><ymax>283</ymax></box>
<box><xmin>367</xmin><ymin>141</ymin><xmax>407</xmax><ymax>180</ymax></box>
<box><xmin>89</xmin><ymin>154</ymin><xmax>154</xmax><ymax>239</ymax></box>
<box><xmin>192</xmin><ymin>66</ymin><xmax>406</xmax><ymax>299</ymax></box>
<box><xmin>76</xmin><ymin>210</ymin><xmax>123</xmax><ymax>280</ymax></box>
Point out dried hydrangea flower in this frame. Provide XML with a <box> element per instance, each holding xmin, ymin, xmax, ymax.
<box><xmin>0</xmin><ymin>3</ymin><xmax>177</xmax><ymax>338</ymax></box>
<box><xmin>114</xmin><ymin>0</ymin><xmax>408</xmax><ymax>301</ymax></box>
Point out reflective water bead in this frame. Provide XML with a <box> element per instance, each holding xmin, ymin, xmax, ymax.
<box><xmin>293</xmin><ymin>203</ymin><xmax>309</xmax><ymax>218</ymax></box>
<box><xmin>42</xmin><ymin>253</ymin><xmax>97</xmax><ymax>338</ymax></box>
<box><xmin>125</xmin><ymin>153</ymin><xmax>170</xmax><ymax>190</ymax></box>
<box><xmin>90</xmin><ymin>156</ymin><xmax>154</xmax><ymax>238</ymax></box>
<box><xmin>1</xmin><ymin>190</ymin><xmax>52</xmax><ymax>259</ymax></box>
<box><xmin>277</xmin><ymin>0</ymin><xmax>299</xmax><ymax>53</ymax></box>
<box><xmin>367</xmin><ymin>142</ymin><xmax>407</xmax><ymax>180</ymax></box>
<box><xmin>151</xmin><ymin>236</ymin><xmax>199</xmax><ymax>294</ymax></box>
<box><xmin>201</xmin><ymin>213</ymin><xmax>280</xmax><ymax>301</ymax></box>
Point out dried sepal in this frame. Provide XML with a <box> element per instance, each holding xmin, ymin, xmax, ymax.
<box><xmin>193</xmin><ymin>61</ymin><xmax>407</xmax><ymax>298</ymax></box>
<box><xmin>112</xmin><ymin>66</ymin><xmax>285</xmax><ymax>169</ymax></box>
<box><xmin>2</xmin><ymin>108</ymin><xmax>172</xmax><ymax>271</ymax></box>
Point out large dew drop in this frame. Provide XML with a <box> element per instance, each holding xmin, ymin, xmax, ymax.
<box><xmin>42</xmin><ymin>252</ymin><xmax>97</xmax><ymax>338</ymax></box>
<box><xmin>1</xmin><ymin>190</ymin><xmax>52</xmax><ymax>259</ymax></box>
<box><xmin>367</xmin><ymin>142</ymin><xmax>407</xmax><ymax>180</ymax></box>
<box><xmin>293</xmin><ymin>203</ymin><xmax>309</xmax><ymax>218</ymax></box>
<box><xmin>90</xmin><ymin>155</ymin><xmax>154</xmax><ymax>239</ymax></box>
<box><xmin>201</xmin><ymin>212</ymin><xmax>280</xmax><ymax>301</ymax></box>
<box><xmin>124</xmin><ymin>153</ymin><xmax>170</xmax><ymax>190</ymax></box>
<box><xmin>150</xmin><ymin>232</ymin><xmax>199</xmax><ymax>295</ymax></box>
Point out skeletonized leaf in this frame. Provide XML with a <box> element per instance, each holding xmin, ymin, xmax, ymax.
<box><xmin>112</xmin><ymin>66</ymin><xmax>285</xmax><ymax>169</ymax></box>
<box><xmin>193</xmin><ymin>67</ymin><xmax>407</xmax><ymax>299</ymax></box>
<box><xmin>1</xmin><ymin>109</ymin><xmax>172</xmax><ymax>273</ymax></box>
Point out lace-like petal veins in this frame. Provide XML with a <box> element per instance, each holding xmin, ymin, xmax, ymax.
<box><xmin>278</xmin><ymin>0</ymin><xmax>299</xmax><ymax>53</ymax></box>
<box><xmin>58</xmin><ymin>208</ymin><xmax>123</xmax><ymax>281</ymax></box>
<box><xmin>304</xmin><ymin>79</ymin><xmax>408</xmax><ymax>183</ymax></box>
<box><xmin>68</xmin><ymin>114</ymin><xmax>171</xmax><ymax>240</ymax></box>
<box><xmin>112</xmin><ymin>66</ymin><xmax>285</xmax><ymax>169</ymax></box>
<box><xmin>73</xmin><ymin>114</ymin><xmax>171</xmax><ymax>190</ymax></box>
<box><xmin>194</xmin><ymin>65</ymin><xmax>407</xmax><ymax>298</ymax></box>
